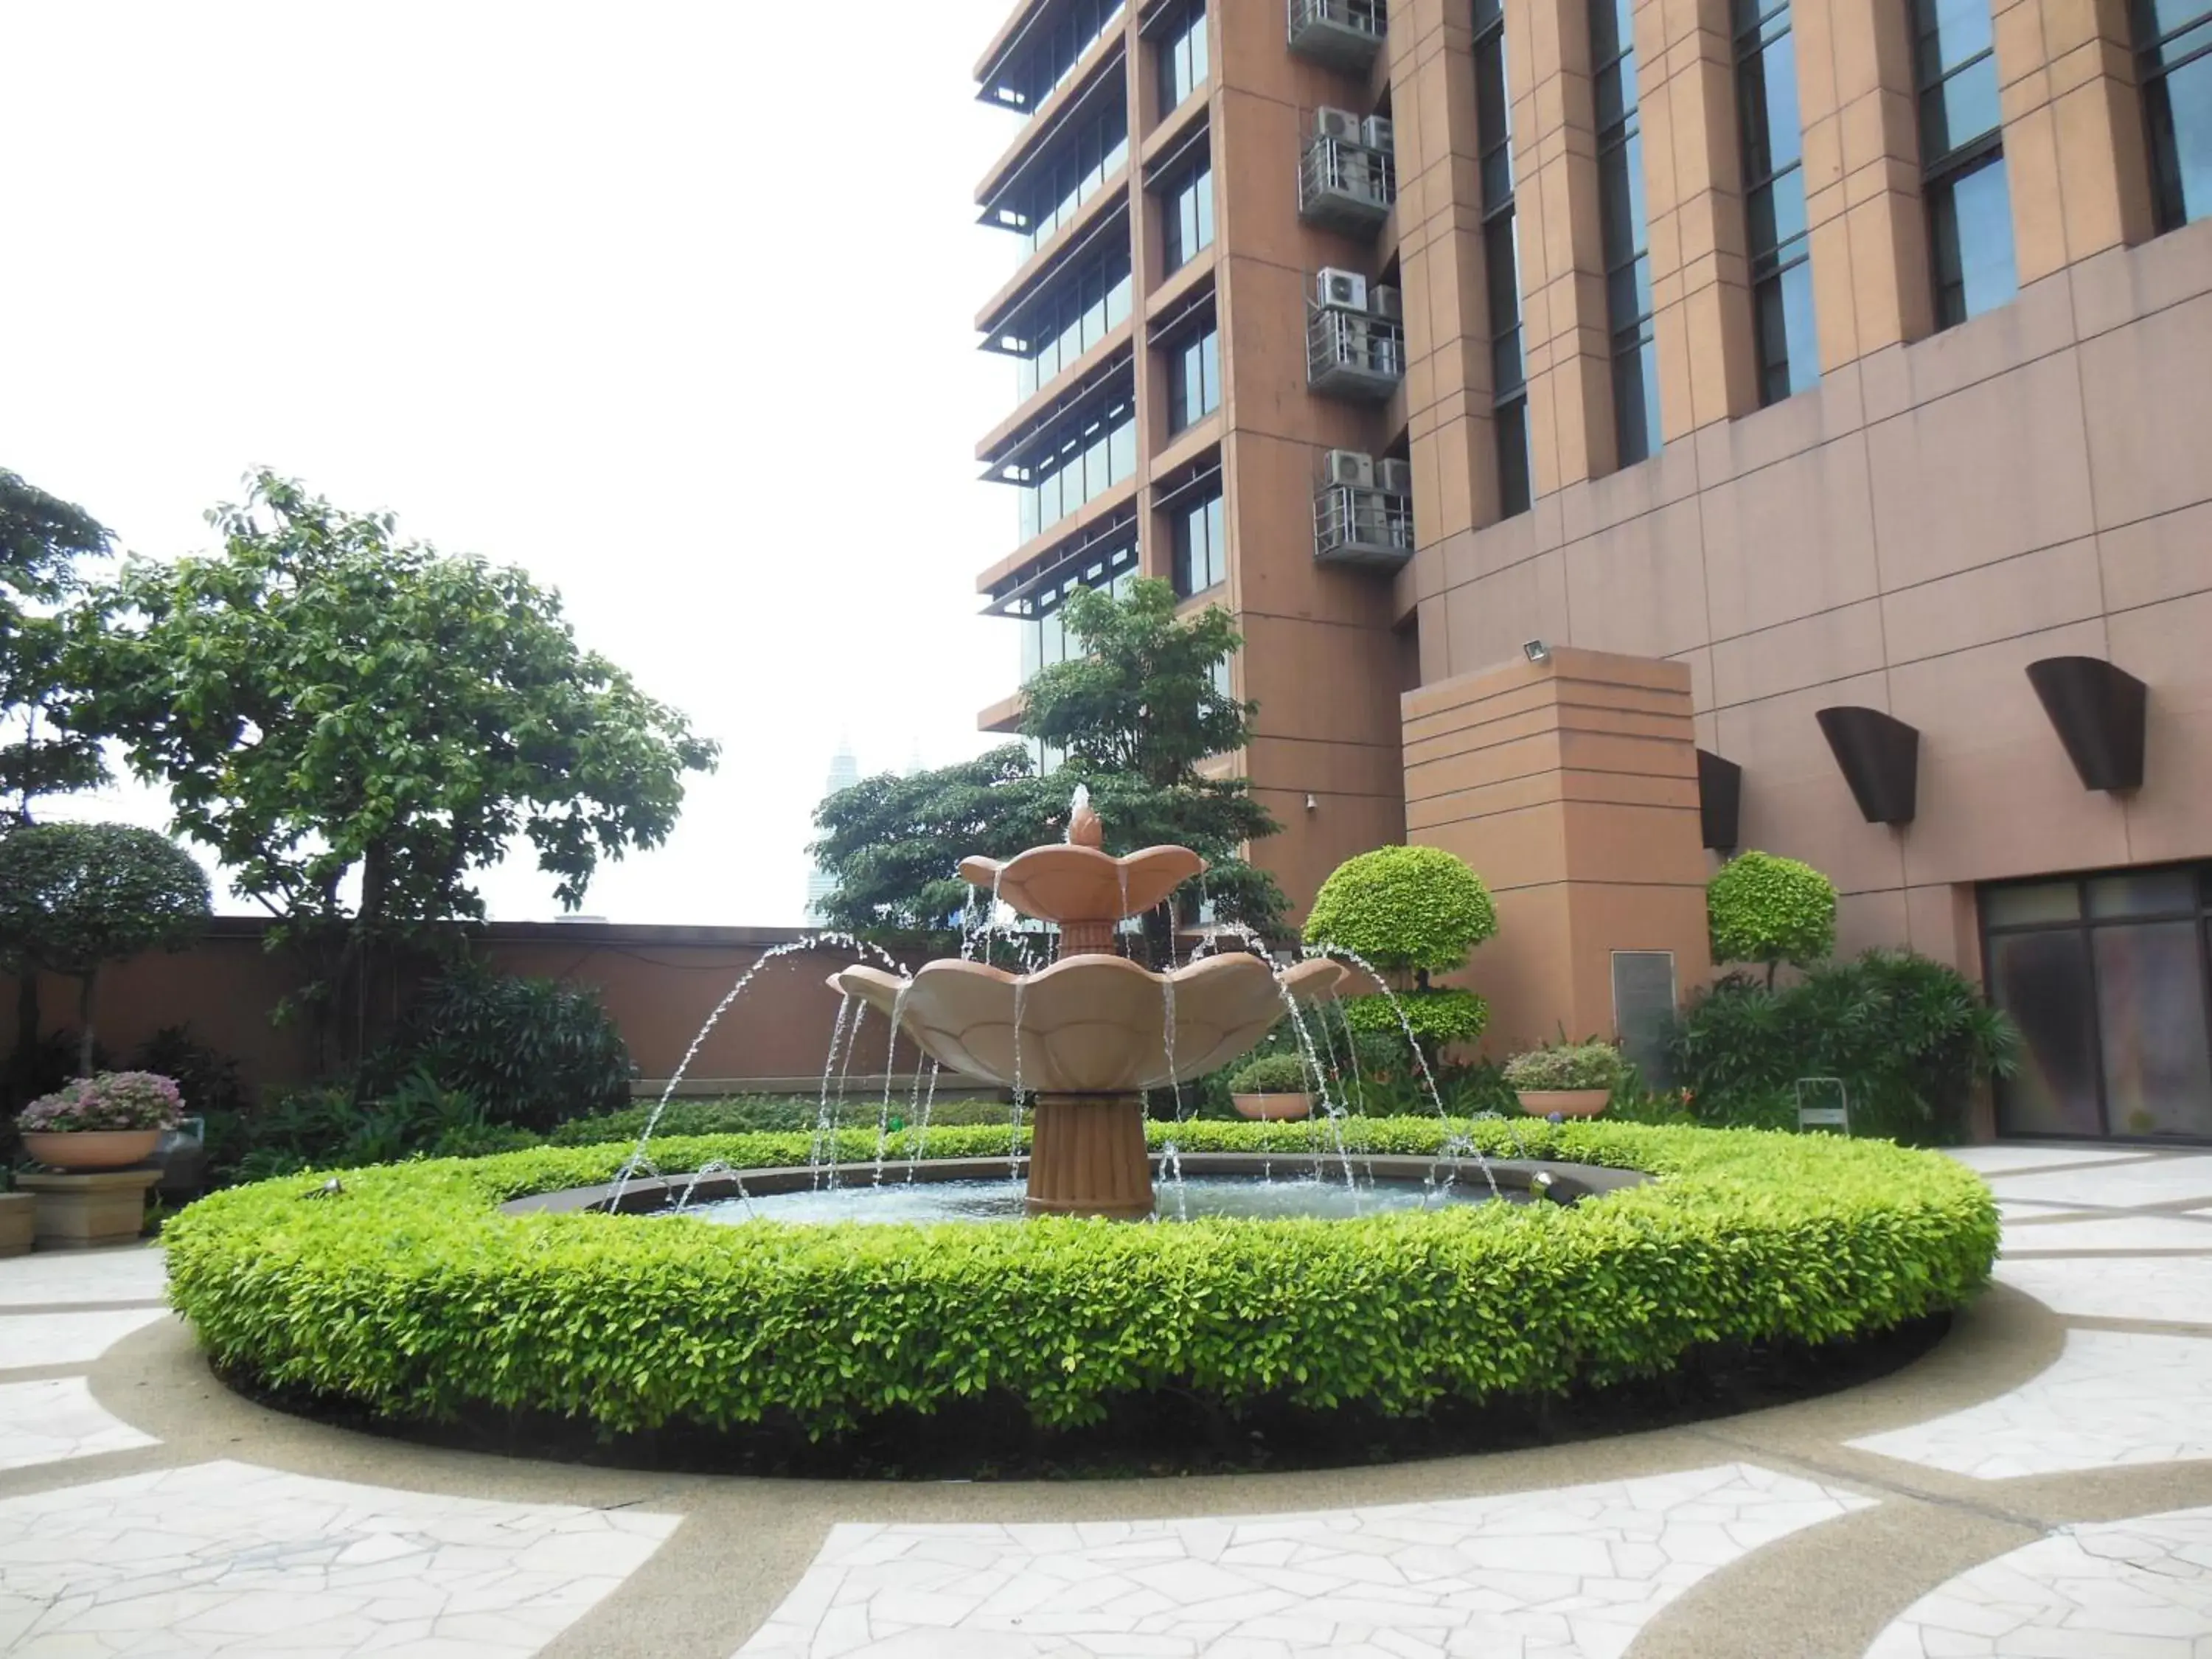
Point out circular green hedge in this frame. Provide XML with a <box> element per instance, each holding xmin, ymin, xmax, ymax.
<box><xmin>164</xmin><ymin>1119</ymin><xmax>1997</xmax><ymax>1435</ymax></box>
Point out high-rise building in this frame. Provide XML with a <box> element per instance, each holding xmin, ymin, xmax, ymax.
<box><xmin>972</xmin><ymin>0</ymin><xmax>2212</xmax><ymax>1144</ymax></box>
<box><xmin>804</xmin><ymin>739</ymin><xmax>862</xmax><ymax>925</ymax></box>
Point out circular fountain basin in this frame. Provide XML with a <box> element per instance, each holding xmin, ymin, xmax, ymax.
<box><xmin>688</xmin><ymin>1172</ymin><xmax>1522</xmax><ymax>1226</ymax></box>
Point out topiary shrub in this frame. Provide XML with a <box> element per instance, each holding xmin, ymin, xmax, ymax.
<box><xmin>1225</xmin><ymin>1053</ymin><xmax>1310</xmax><ymax>1094</ymax></box>
<box><xmin>1340</xmin><ymin>987</ymin><xmax>1489</xmax><ymax>1049</ymax></box>
<box><xmin>164</xmin><ymin>1119</ymin><xmax>1999</xmax><ymax>1440</ymax></box>
<box><xmin>1706</xmin><ymin>850</ymin><xmax>1837</xmax><ymax>988</ymax></box>
<box><xmin>1304</xmin><ymin>845</ymin><xmax>1498</xmax><ymax>977</ymax></box>
<box><xmin>0</xmin><ymin>822</ymin><xmax>211</xmax><ymax>1076</ymax></box>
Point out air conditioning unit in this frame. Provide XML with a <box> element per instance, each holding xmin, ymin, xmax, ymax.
<box><xmin>1315</xmin><ymin>105</ymin><xmax>1362</xmax><ymax>142</ymax></box>
<box><xmin>1376</xmin><ymin>457</ymin><xmax>1414</xmax><ymax>495</ymax></box>
<box><xmin>1370</xmin><ymin>284</ymin><xmax>1402</xmax><ymax>321</ymax></box>
<box><xmin>1323</xmin><ymin>449</ymin><xmax>1376</xmax><ymax>489</ymax></box>
<box><xmin>1363</xmin><ymin>114</ymin><xmax>1395</xmax><ymax>152</ymax></box>
<box><xmin>1315</xmin><ymin>267</ymin><xmax>1368</xmax><ymax>310</ymax></box>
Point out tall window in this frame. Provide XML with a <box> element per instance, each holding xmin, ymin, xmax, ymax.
<box><xmin>1165</xmin><ymin>319</ymin><xmax>1220</xmax><ymax>432</ymax></box>
<box><xmin>1158</xmin><ymin>1</ymin><xmax>1209</xmax><ymax>112</ymax></box>
<box><xmin>1736</xmin><ymin>0</ymin><xmax>1818</xmax><ymax>402</ymax></box>
<box><xmin>1914</xmin><ymin>0</ymin><xmax>2016</xmax><ymax>327</ymax></box>
<box><xmin>1020</xmin><ymin>543</ymin><xmax>1138</xmax><ymax>684</ymax></box>
<box><xmin>1006</xmin><ymin>100</ymin><xmax>1130</xmax><ymax>255</ymax></box>
<box><xmin>1015</xmin><ymin>244</ymin><xmax>1134</xmax><ymax>398</ymax></box>
<box><xmin>1017</xmin><ymin>394</ymin><xmax>1138</xmax><ymax>542</ymax></box>
<box><xmin>1159</xmin><ymin>154</ymin><xmax>1216</xmax><ymax>272</ymax></box>
<box><xmin>1593</xmin><ymin>0</ymin><xmax>1660</xmax><ymax>465</ymax></box>
<box><xmin>1170</xmin><ymin>481</ymin><xmax>1227</xmax><ymax>595</ymax></box>
<box><xmin>1475</xmin><ymin>0</ymin><xmax>1534</xmax><ymax>515</ymax></box>
<box><xmin>991</xmin><ymin>0</ymin><xmax>1127</xmax><ymax>115</ymax></box>
<box><xmin>2137</xmin><ymin>0</ymin><xmax>2212</xmax><ymax>229</ymax></box>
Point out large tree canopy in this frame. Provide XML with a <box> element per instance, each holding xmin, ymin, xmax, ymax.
<box><xmin>0</xmin><ymin>468</ymin><xmax>112</xmax><ymax>819</ymax></box>
<box><xmin>810</xmin><ymin>579</ymin><xmax>1285</xmax><ymax>961</ymax></box>
<box><xmin>66</xmin><ymin>473</ymin><xmax>718</xmax><ymax>1043</ymax></box>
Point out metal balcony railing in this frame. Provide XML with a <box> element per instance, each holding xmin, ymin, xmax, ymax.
<box><xmin>1307</xmin><ymin>302</ymin><xmax>1405</xmax><ymax>400</ymax></box>
<box><xmin>1314</xmin><ymin>484</ymin><xmax>1414</xmax><ymax>569</ymax></box>
<box><xmin>1287</xmin><ymin>0</ymin><xmax>1388</xmax><ymax>70</ymax></box>
<box><xmin>1298</xmin><ymin>133</ymin><xmax>1397</xmax><ymax>236</ymax></box>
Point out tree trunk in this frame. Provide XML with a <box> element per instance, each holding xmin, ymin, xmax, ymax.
<box><xmin>75</xmin><ymin>968</ymin><xmax>97</xmax><ymax>1079</ymax></box>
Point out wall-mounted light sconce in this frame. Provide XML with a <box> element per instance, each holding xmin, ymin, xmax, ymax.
<box><xmin>1523</xmin><ymin>639</ymin><xmax>1550</xmax><ymax>664</ymax></box>
<box><xmin>1304</xmin><ymin>793</ymin><xmax>1319</xmax><ymax>811</ymax></box>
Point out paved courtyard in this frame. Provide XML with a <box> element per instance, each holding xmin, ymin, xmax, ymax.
<box><xmin>2</xmin><ymin>1142</ymin><xmax>2210</xmax><ymax>1657</ymax></box>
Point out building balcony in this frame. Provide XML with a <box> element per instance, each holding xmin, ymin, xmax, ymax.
<box><xmin>1298</xmin><ymin>129</ymin><xmax>1396</xmax><ymax>236</ymax></box>
<box><xmin>1314</xmin><ymin>470</ymin><xmax>1413</xmax><ymax>570</ymax></box>
<box><xmin>1287</xmin><ymin>0</ymin><xmax>1387</xmax><ymax>71</ymax></box>
<box><xmin>1307</xmin><ymin>298</ymin><xmax>1404</xmax><ymax>400</ymax></box>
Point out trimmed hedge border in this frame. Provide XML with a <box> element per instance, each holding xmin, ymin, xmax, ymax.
<box><xmin>164</xmin><ymin>1119</ymin><xmax>1998</xmax><ymax>1435</ymax></box>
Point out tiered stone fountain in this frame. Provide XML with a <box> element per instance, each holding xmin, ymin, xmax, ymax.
<box><xmin>832</xmin><ymin>797</ymin><xmax>1343</xmax><ymax>1218</ymax></box>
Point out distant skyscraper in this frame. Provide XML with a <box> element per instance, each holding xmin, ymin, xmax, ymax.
<box><xmin>804</xmin><ymin>737</ymin><xmax>860</xmax><ymax>926</ymax></box>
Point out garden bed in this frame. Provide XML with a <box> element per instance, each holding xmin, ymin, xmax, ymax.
<box><xmin>163</xmin><ymin>1119</ymin><xmax>1998</xmax><ymax>1475</ymax></box>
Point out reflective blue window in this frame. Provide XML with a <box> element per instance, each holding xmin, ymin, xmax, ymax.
<box><xmin>1736</xmin><ymin>0</ymin><xmax>1818</xmax><ymax>401</ymax></box>
<box><xmin>1593</xmin><ymin>0</ymin><xmax>1660</xmax><ymax>464</ymax></box>
<box><xmin>1160</xmin><ymin>156</ymin><xmax>1215</xmax><ymax>271</ymax></box>
<box><xmin>1158</xmin><ymin>1</ymin><xmax>1209</xmax><ymax>112</ymax></box>
<box><xmin>1166</xmin><ymin>321</ymin><xmax>1220</xmax><ymax>432</ymax></box>
<box><xmin>1171</xmin><ymin>482</ymin><xmax>1227</xmax><ymax>595</ymax></box>
<box><xmin>1476</xmin><ymin>0</ymin><xmax>1533</xmax><ymax>515</ymax></box>
<box><xmin>1914</xmin><ymin>0</ymin><xmax>2016</xmax><ymax>327</ymax></box>
<box><xmin>988</xmin><ymin>0</ymin><xmax>1127</xmax><ymax>116</ymax></box>
<box><xmin>2138</xmin><ymin>0</ymin><xmax>2212</xmax><ymax>229</ymax></box>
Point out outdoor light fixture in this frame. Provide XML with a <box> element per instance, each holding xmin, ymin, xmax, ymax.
<box><xmin>1523</xmin><ymin>639</ymin><xmax>1550</xmax><ymax>663</ymax></box>
<box><xmin>1304</xmin><ymin>793</ymin><xmax>1318</xmax><ymax>811</ymax></box>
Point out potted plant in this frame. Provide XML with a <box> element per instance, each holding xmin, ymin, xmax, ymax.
<box><xmin>1226</xmin><ymin>1053</ymin><xmax>1313</xmax><ymax>1121</ymax></box>
<box><xmin>16</xmin><ymin>1071</ymin><xmax>186</xmax><ymax>1171</ymax></box>
<box><xmin>1503</xmin><ymin>1042</ymin><xmax>1626</xmax><ymax>1119</ymax></box>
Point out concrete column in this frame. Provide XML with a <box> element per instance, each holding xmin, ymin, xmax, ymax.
<box><xmin>1391</xmin><ymin>0</ymin><xmax>1506</xmax><ymax>538</ymax></box>
<box><xmin>1511</xmin><ymin>0</ymin><xmax>1621</xmax><ymax>488</ymax></box>
<box><xmin>1798</xmin><ymin>0</ymin><xmax>1935</xmax><ymax>366</ymax></box>
<box><xmin>1401</xmin><ymin>647</ymin><xmax>1713</xmax><ymax>1054</ymax></box>
<box><xmin>1640</xmin><ymin>0</ymin><xmax>1761</xmax><ymax>437</ymax></box>
<box><xmin>1993</xmin><ymin>0</ymin><xmax>2157</xmax><ymax>283</ymax></box>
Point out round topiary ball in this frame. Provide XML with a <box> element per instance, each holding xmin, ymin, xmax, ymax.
<box><xmin>1706</xmin><ymin>850</ymin><xmax>1837</xmax><ymax>982</ymax></box>
<box><xmin>1303</xmin><ymin>845</ymin><xmax>1498</xmax><ymax>978</ymax></box>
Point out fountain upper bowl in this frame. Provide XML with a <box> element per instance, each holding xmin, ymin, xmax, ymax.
<box><xmin>958</xmin><ymin>844</ymin><xmax>1205</xmax><ymax>926</ymax></box>
<box><xmin>830</xmin><ymin>953</ymin><xmax>1345</xmax><ymax>1095</ymax></box>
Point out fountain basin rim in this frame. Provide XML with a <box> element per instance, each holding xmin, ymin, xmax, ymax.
<box><xmin>499</xmin><ymin>1153</ymin><xmax>1648</xmax><ymax>1219</ymax></box>
<box><xmin>959</xmin><ymin>842</ymin><xmax>1206</xmax><ymax>925</ymax></box>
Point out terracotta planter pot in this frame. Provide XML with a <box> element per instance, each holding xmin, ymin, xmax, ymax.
<box><xmin>21</xmin><ymin>1130</ymin><xmax>162</xmax><ymax>1171</ymax></box>
<box><xmin>1514</xmin><ymin>1088</ymin><xmax>1610</xmax><ymax>1119</ymax></box>
<box><xmin>1231</xmin><ymin>1091</ymin><xmax>1313</xmax><ymax>1121</ymax></box>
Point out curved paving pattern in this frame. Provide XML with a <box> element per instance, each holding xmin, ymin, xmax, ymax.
<box><xmin>0</xmin><ymin>1146</ymin><xmax>2207</xmax><ymax>1657</ymax></box>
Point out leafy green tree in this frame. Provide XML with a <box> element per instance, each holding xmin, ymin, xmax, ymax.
<box><xmin>66</xmin><ymin>472</ymin><xmax>718</xmax><ymax>1061</ymax></box>
<box><xmin>0</xmin><ymin>822</ymin><xmax>212</xmax><ymax>1075</ymax></box>
<box><xmin>0</xmin><ymin>470</ymin><xmax>112</xmax><ymax>821</ymax></box>
<box><xmin>810</xmin><ymin>579</ymin><xmax>1285</xmax><ymax>963</ymax></box>
<box><xmin>1304</xmin><ymin>844</ymin><xmax>1500</xmax><ymax>1057</ymax></box>
<box><xmin>1707</xmin><ymin>850</ymin><xmax>1837</xmax><ymax>989</ymax></box>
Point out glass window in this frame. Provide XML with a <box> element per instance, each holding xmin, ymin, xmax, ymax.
<box><xmin>1914</xmin><ymin>0</ymin><xmax>2015</xmax><ymax>327</ymax></box>
<box><xmin>1171</xmin><ymin>481</ymin><xmax>1226</xmax><ymax>595</ymax></box>
<box><xmin>1736</xmin><ymin>0</ymin><xmax>1819</xmax><ymax>402</ymax></box>
<box><xmin>1166</xmin><ymin>321</ymin><xmax>1220</xmax><ymax>433</ymax></box>
<box><xmin>1160</xmin><ymin>157</ymin><xmax>1214</xmax><ymax>272</ymax></box>
<box><xmin>2096</xmin><ymin>922</ymin><xmax>2212</xmax><ymax>1136</ymax></box>
<box><xmin>1010</xmin><ymin>243</ymin><xmax>1132</xmax><ymax>400</ymax></box>
<box><xmin>1987</xmin><ymin>928</ymin><xmax>2105</xmax><ymax>1136</ymax></box>
<box><xmin>1015</xmin><ymin>392</ymin><xmax>1137</xmax><ymax>539</ymax></box>
<box><xmin>992</xmin><ymin>0</ymin><xmax>1127</xmax><ymax>116</ymax></box>
<box><xmin>1476</xmin><ymin>0</ymin><xmax>1534</xmax><ymax>518</ymax></box>
<box><xmin>2137</xmin><ymin>0</ymin><xmax>2212</xmax><ymax>229</ymax></box>
<box><xmin>1593</xmin><ymin>0</ymin><xmax>1660</xmax><ymax>465</ymax></box>
<box><xmin>1983</xmin><ymin>880</ymin><xmax>2081</xmax><ymax>927</ymax></box>
<box><xmin>1158</xmin><ymin>1</ymin><xmax>1208</xmax><ymax>113</ymax></box>
<box><xmin>1001</xmin><ymin>100</ymin><xmax>1130</xmax><ymax>254</ymax></box>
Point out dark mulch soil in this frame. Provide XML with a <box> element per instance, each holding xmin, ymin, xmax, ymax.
<box><xmin>215</xmin><ymin>1313</ymin><xmax>1949</xmax><ymax>1481</ymax></box>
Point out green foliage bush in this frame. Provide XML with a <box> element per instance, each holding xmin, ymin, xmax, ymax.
<box><xmin>1339</xmin><ymin>988</ymin><xmax>1489</xmax><ymax>1049</ymax></box>
<box><xmin>368</xmin><ymin>963</ymin><xmax>634</xmax><ymax>1133</ymax></box>
<box><xmin>1668</xmin><ymin>950</ymin><xmax>2020</xmax><ymax>1143</ymax></box>
<box><xmin>1225</xmin><ymin>1054</ymin><xmax>1310</xmax><ymax>1094</ymax></box>
<box><xmin>1503</xmin><ymin>1042</ymin><xmax>1628</xmax><ymax>1093</ymax></box>
<box><xmin>548</xmin><ymin>1093</ymin><xmax>1010</xmax><ymax>1145</ymax></box>
<box><xmin>1707</xmin><ymin>852</ymin><xmax>1837</xmax><ymax>983</ymax></box>
<box><xmin>1304</xmin><ymin>846</ymin><xmax>1499</xmax><ymax>977</ymax></box>
<box><xmin>166</xmin><ymin>1118</ymin><xmax>1997</xmax><ymax>1436</ymax></box>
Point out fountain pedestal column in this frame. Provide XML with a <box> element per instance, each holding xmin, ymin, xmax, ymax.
<box><xmin>1026</xmin><ymin>1093</ymin><xmax>1153</xmax><ymax>1219</ymax></box>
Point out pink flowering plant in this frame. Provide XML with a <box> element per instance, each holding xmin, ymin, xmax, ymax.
<box><xmin>16</xmin><ymin>1072</ymin><xmax>186</xmax><ymax>1134</ymax></box>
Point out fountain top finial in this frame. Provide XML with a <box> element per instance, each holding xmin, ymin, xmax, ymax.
<box><xmin>1067</xmin><ymin>785</ymin><xmax>1103</xmax><ymax>849</ymax></box>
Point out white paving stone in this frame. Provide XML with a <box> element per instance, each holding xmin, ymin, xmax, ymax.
<box><xmin>0</xmin><ymin>1245</ymin><xmax>167</xmax><ymax>1309</ymax></box>
<box><xmin>731</xmin><ymin>1464</ymin><xmax>1875</xmax><ymax>1659</ymax></box>
<box><xmin>1994</xmin><ymin>1255</ymin><xmax>2212</xmax><ymax>1326</ymax></box>
<box><xmin>1978</xmin><ymin>1153</ymin><xmax>2212</xmax><ymax>1209</ymax></box>
<box><xmin>1848</xmin><ymin>1329</ymin><xmax>2212</xmax><ymax>1478</ymax></box>
<box><xmin>1863</xmin><ymin>1505</ymin><xmax>2212</xmax><ymax>1658</ymax></box>
<box><xmin>0</xmin><ymin>1307</ymin><xmax>169</xmax><ymax>1368</ymax></box>
<box><xmin>2003</xmin><ymin>1213</ymin><xmax>2212</xmax><ymax>1253</ymax></box>
<box><xmin>0</xmin><ymin>1458</ymin><xmax>678</xmax><ymax>1656</ymax></box>
<box><xmin>0</xmin><ymin>1377</ymin><xmax>156</xmax><ymax>1472</ymax></box>
<box><xmin>1947</xmin><ymin>1145</ymin><xmax>2160</xmax><ymax>1175</ymax></box>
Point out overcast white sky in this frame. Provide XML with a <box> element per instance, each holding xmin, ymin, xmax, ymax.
<box><xmin>1</xmin><ymin>1</ymin><xmax>1027</xmax><ymax>925</ymax></box>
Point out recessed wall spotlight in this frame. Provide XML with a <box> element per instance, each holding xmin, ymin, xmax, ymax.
<box><xmin>1523</xmin><ymin>639</ymin><xmax>1551</xmax><ymax>664</ymax></box>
